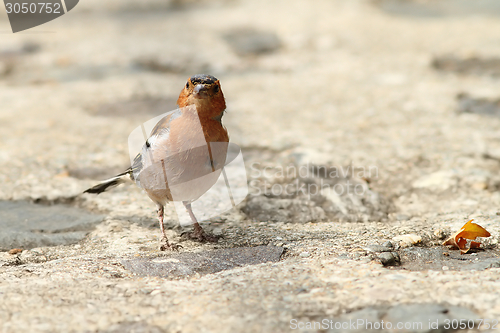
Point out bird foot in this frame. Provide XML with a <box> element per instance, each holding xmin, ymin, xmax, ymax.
<box><xmin>181</xmin><ymin>230</ymin><xmax>220</xmax><ymax>243</ymax></box>
<box><xmin>159</xmin><ymin>238</ymin><xmax>182</xmax><ymax>251</ymax></box>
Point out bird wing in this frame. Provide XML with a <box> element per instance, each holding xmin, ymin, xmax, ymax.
<box><xmin>150</xmin><ymin>108</ymin><xmax>182</xmax><ymax>137</ymax></box>
<box><xmin>130</xmin><ymin>109</ymin><xmax>183</xmax><ymax>182</ymax></box>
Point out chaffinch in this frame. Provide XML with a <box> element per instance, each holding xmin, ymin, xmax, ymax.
<box><xmin>85</xmin><ymin>74</ymin><xmax>229</xmax><ymax>250</ymax></box>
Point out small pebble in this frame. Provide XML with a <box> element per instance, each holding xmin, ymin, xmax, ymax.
<box><xmin>377</xmin><ymin>252</ymin><xmax>400</xmax><ymax>266</ymax></box>
<box><xmin>396</xmin><ymin>214</ymin><xmax>410</xmax><ymax>221</ymax></box>
<box><xmin>382</xmin><ymin>241</ymin><xmax>393</xmax><ymax>248</ymax></box>
<box><xmin>363</xmin><ymin>244</ymin><xmax>392</xmax><ymax>253</ymax></box>
<box><xmin>434</xmin><ymin>229</ymin><xmax>447</xmax><ymax>240</ymax></box>
<box><xmin>8</xmin><ymin>248</ymin><xmax>23</xmax><ymax>255</ymax></box>
<box><xmin>299</xmin><ymin>252</ymin><xmax>310</xmax><ymax>258</ymax></box>
<box><xmin>442</xmin><ymin>266</ymin><xmax>449</xmax><ymax>271</ymax></box>
<box><xmin>393</xmin><ymin>234</ymin><xmax>422</xmax><ymax>247</ymax></box>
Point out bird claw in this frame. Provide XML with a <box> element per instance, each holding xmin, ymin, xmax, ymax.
<box><xmin>181</xmin><ymin>230</ymin><xmax>220</xmax><ymax>243</ymax></box>
<box><xmin>159</xmin><ymin>243</ymin><xmax>183</xmax><ymax>251</ymax></box>
<box><xmin>159</xmin><ymin>238</ymin><xmax>182</xmax><ymax>251</ymax></box>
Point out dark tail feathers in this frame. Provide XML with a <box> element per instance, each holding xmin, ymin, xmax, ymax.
<box><xmin>83</xmin><ymin>171</ymin><xmax>130</xmax><ymax>195</ymax></box>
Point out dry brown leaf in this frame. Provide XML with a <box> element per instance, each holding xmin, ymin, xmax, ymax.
<box><xmin>443</xmin><ymin>219</ymin><xmax>491</xmax><ymax>254</ymax></box>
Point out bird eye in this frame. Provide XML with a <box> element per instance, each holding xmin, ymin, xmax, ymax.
<box><xmin>186</xmin><ymin>82</ymin><xmax>190</xmax><ymax>89</ymax></box>
<box><xmin>213</xmin><ymin>85</ymin><xmax>219</xmax><ymax>93</ymax></box>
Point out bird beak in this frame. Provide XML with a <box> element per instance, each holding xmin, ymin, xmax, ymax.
<box><xmin>193</xmin><ymin>84</ymin><xmax>209</xmax><ymax>99</ymax></box>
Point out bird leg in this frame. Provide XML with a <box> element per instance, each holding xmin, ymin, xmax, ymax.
<box><xmin>157</xmin><ymin>205</ymin><xmax>181</xmax><ymax>251</ymax></box>
<box><xmin>181</xmin><ymin>201</ymin><xmax>220</xmax><ymax>242</ymax></box>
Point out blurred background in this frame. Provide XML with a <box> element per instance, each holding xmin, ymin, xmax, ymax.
<box><xmin>2</xmin><ymin>1</ymin><xmax>500</xmax><ymax>331</ymax></box>
<box><xmin>1</xmin><ymin>0</ymin><xmax>500</xmax><ymax>217</ymax></box>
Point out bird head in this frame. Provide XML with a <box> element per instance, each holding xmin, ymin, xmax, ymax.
<box><xmin>177</xmin><ymin>74</ymin><xmax>226</xmax><ymax>119</ymax></box>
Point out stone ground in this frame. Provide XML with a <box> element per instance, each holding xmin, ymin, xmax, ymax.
<box><xmin>1</xmin><ymin>0</ymin><xmax>500</xmax><ymax>332</ymax></box>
